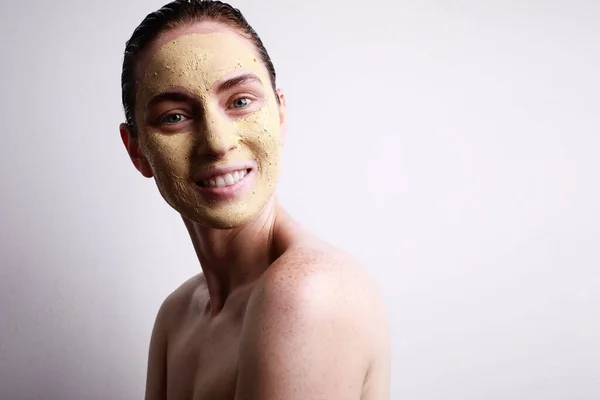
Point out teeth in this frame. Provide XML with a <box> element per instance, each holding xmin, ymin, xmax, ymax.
<box><xmin>202</xmin><ymin>169</ymin><xmax>248</xmax><ymax>188</ymax></box>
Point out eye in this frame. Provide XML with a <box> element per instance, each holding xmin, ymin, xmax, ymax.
<box><xmin>160</xmin><ymin>113</ymin><xmax>188</xmax><ymax>124</ymax></box>
<box><xmin>230</xmin><ymin>97</ymin><xmax>252</xmax><ymax>109</ymax></box>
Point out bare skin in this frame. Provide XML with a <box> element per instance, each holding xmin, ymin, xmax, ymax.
<box><xmin>120</xmin><ymin>21</ymin><xmax>390</xmax><ymax>400</ymax></box>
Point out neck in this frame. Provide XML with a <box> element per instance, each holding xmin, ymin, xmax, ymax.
<box><xmin>182</xmin><ymin>197</ymin><xmax>295</xmax><ymax>314</ymax></box>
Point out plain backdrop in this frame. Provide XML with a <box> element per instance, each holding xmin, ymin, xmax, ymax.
<box><xmin>1</xmin><ymin>0</ymin><xmax>599</xmax><ymax>399</ymax></box>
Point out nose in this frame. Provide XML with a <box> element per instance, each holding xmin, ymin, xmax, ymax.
<box><xmin>195</xmin><ymin>109</ymin><xmax>238</xmax><ymax>159</ymax></box>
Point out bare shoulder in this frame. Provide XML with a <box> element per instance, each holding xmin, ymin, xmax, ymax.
<box><xmin>235</xmin><ymin>241</ymin><xmax>389</xmax><ymax>399</ymax></box>
<box><xmin>145</xmin><ymin>274</ymin><xmax>206</xmax><ymax>400</ymax></box>
<box><xmin>259</xmin><ymin>241</ymin><xmax>386</xmax><ymax>324</ymax></box>
<box><xmin>267</xmin><ymin>241</ymin><xmax>387</xmax><ymax>345</ymax></box>
<box><xmin>154</xmin><ymin>273</ymin><xmax>206</xmax><ymax>333</ymax></box>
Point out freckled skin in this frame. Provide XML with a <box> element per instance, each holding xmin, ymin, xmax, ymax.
<box><xmin>123</xmin><ymin>22</ymin><xmax>390</xmax><ymax>400</ymax></box>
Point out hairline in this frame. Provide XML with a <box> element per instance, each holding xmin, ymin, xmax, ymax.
<box><xmin>132</xmin><ymin>21</ymin><xmax>262</xmax><ymax>91</ymax></box>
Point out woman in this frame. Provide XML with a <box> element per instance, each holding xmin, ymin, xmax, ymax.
<box><xmin>119</xmin><ymin>1</ymin><xmax>390</xmax><ymax>398</ymax></box>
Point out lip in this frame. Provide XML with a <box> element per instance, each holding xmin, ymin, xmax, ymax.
<box><xmin>193</xmin><ymin>161</ymin><xmax>256</xmax><ymax>182</ymax></box>
<box><xmin>192</xmin><ymin>161</ymin><xmax>256</xmax><ymax>200</ymax></box>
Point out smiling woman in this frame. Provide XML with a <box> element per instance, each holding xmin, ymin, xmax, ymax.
<box><xmin>125</xmin><ymin>29</ymin><xmax>283</xmax><ymax>229</ymax></box>
<box><xmin>118</xmin><ymin>1</ymin><xmax>390</xmax><ymax>400</ymax></box>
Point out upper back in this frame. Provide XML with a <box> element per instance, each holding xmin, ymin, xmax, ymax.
<box><xmin>241</xmin><ymin>240</ymin><xmax>390</xmax><ymax>399</ymax></box>
<box><xmin>147</xmin><ymin>237</ymin><xmax>389</xmax><ymax>399</ymax></box>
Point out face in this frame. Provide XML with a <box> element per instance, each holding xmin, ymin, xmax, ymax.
<box><xmin>120</xmin><ymin>22</ymin><xmax>286</xmax><ymax>229</ymax></box>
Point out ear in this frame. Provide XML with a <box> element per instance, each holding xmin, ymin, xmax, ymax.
<box><xmin>276</xmin><ymin>88</ymin><xmax>287</xmax><ymax>147</ymax></box>
<box><xmin>120</xmin><ymin>123</ymin><xmax>153</xmax><ymax>178</ymax></box>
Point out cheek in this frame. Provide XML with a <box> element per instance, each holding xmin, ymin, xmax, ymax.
<box><xmin>141</xmin><ymin>132</ymin><xmax>194</xmax><ymax>175</ymax></box>
<box><xmin>238</xmin><ymin>108</ymin><xmax>282</xmax><ymax>156</ymax></box>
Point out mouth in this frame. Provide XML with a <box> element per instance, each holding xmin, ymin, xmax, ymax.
<box><xmin>196</xmin><ymin>168</ymin><xmax>252</xmax><ymax>188</ymax></box>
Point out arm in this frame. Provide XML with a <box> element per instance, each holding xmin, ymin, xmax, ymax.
<box><xmin>144</xmin><ymin>300</ymin><xmax>169</xmax><ymax>400</ymax></box>
<box><xmin>234</xmin><ymin>263</ymin><xmax>371</xmax><ymax>400</ymax></box>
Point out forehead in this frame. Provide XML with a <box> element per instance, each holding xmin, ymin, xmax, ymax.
<box><xmin>134</xmin><ymin>21</ymin><xmax>261</xmax><ymax>84</ymax></box>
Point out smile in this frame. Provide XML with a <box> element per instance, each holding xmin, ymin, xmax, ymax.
<box><xmin>197</xmin><ymin>168</ymin><xmax>251</xmax><ymax>188</ymax></box>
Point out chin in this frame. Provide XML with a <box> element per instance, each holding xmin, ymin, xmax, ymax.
<box><xmin>195</xmin><ymin>213</ymin><xmax>255</xmax><ymax>230</ymax></box>
<box><xmin>156</xmin><ymin>176</ymin><xmax>277</xmax><ymax>229</ymax></box>
<box><xmin>174</xmin><ymin>198</ymin><xmax>273</xmax><ymax>230</ymax></box>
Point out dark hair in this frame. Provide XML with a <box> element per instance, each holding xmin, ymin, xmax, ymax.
<box><xmin>121</xmin><ymin>0</ymin><xmax>278</xmax><ymax>136</ymax></box>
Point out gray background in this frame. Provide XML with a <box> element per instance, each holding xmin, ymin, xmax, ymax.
<box><xmin>1</xmin><ymin>0</ymin><xmax>598</xmax><ymax>399</ymax></box>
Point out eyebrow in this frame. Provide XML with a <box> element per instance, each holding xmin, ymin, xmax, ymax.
<box><xmin>144</xmin><ymin>74</ymin><xmax>264</xmax><ymax>108</ymax></box>
<box><xmin>146</xmin><ymin>91</ymin><xmax>193</xmax><ymax>108</ymax></box>
<box><xmin>214</xmin><ymin>73</ymin><xmax>263</xmax><ymax>94</ymax></box>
